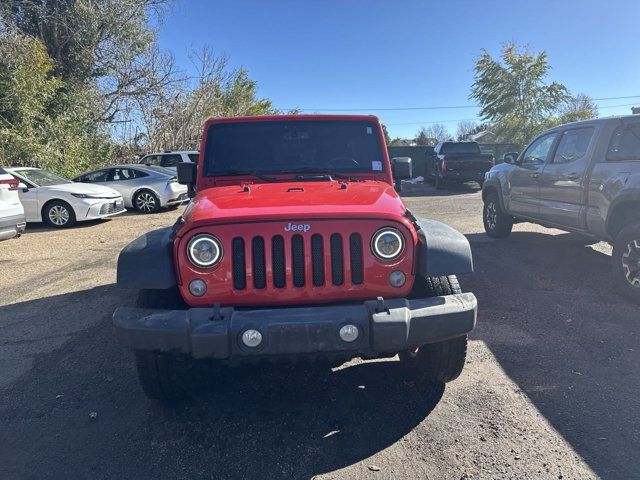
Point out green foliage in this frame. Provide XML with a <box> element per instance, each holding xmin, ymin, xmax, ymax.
<box><xmin>0</xmin><ymin>32</ymin><xmax>111</xmax><ymax>176</ymax></box>
<box><xmin>381</xmin><ymin>124</ymin><xmax>391</xmax><ymax>145</ymax></box>
<box><xmin>471</xmin><ymin>44</ymin><xmax>579</xmax><ymax>146</ymax></box>
<box><xmin>0</xmin><ymin>2</ymin><xmax>278</xmax><ymax>176</ymax></box>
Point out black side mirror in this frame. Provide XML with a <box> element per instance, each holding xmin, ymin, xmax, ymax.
<box><xmin>177</xmin><ymin>162</ymin><xmax>197</xmax><ymax>197</ymax></box>
<box><xmin>391</xmin><ymin>157</ymin><xmax>412</xmax><ymax>180</ymax></box>
<box><xmin>503</xmin><ymin>152</ymin><xmax>519</xmax><ymax>164</ymax></box>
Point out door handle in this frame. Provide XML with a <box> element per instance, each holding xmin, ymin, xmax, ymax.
<box><xmin>531</xmin><ymin>172</ymin><xmax>540</xmax><ymax>178</ymax></box>
<box><xmin>566</xmin><ymin>173</ymin><xmax>580</xmax><ymax>180</ymax></box>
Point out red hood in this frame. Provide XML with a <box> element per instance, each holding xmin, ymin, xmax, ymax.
<box><xmin>180</xmin><ymin>180</ymin><xmax>408</xmax><ymax>231</ymax></box>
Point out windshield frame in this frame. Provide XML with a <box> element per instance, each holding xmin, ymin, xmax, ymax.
<box><xmin>202</xmin><ymin>119</ymin><xmax>387</xmax><ymax>178</ymax></box>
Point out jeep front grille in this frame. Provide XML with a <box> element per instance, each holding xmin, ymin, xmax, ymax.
<box><xmin>231</xmin><ymin>232</ymin><xmax>364</xmax><ymax>290</ymax></box>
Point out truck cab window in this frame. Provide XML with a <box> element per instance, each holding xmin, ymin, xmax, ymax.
<box><xmin>608</xmin><ymin>123</ymin><xmax>640</xmax><ymax>161</ymax></box>
<box><xmin>553</xmin><ymin>127</ymin><xmax>594</xmax><ymax>164</ymax></box>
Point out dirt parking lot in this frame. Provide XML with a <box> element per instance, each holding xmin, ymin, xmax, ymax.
<box><xmin>1</xmin><ymin>183</ymin><xmax>638</xmax><ymax>480</ymax></box>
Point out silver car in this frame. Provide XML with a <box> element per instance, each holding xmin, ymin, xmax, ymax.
<box><xmin>74</xmin><ymin>165</ymin><xmax>188</xmax><ymax>213</ymax></box>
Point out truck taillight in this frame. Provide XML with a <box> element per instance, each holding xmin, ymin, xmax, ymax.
<box><xmin>441</xmin><ymin>160</ymin><xmax>447</xmax><ymax>172</ymax></box>
<box><xmin>0</xmin><ymin>178</ymin><xmax>19</xmax><ymax>191</ymax></box>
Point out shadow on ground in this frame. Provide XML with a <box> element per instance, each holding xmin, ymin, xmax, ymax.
<box><xmin>400</xmin><ymin>180</ymin><xmax>481</xmax><ymax>197</ymax></box>
<box><xmin>465</xmin><ymin>230</ymin><xmax>639</xmax><ymax>479</ymax></box>
<box><xmin>0</xmin><ymin>285</ymin><xmax>444</xmax><ymax>479</ymax></box>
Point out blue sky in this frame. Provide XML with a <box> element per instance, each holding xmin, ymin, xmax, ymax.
<box><xmin>158</xmin><ymin>0</ymin><xmax>640</xmax><ymax>139</ymax></box>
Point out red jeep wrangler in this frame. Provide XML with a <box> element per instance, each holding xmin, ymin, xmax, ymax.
<box><xmin>114</xmin><ymin>115</ymin><xmax>477</xmax><ymax>402</ymax></box>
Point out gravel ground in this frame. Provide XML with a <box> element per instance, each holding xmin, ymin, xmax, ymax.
<box><xmin>1</xmin><ymin>182</ymin><xmax>638</xmax><ymax>479</ymax></box>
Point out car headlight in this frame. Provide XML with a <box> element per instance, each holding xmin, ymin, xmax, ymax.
<box><xmin>371</xmin><ymin>227</ymin><xmax>404</xmax><ymax>260</ymax></box>
<box><xmin>187</xmin><ymin>234</ymin><xmax>223</xmax><ymax>267</ymax></box>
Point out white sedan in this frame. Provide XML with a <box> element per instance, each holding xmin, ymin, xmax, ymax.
<box><xmin>5</xmin><ymin>167</ymin><xmax>125</xmax><ymax>228</ymax></box>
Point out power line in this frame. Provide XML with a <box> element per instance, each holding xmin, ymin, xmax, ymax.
<box><xmin>280</xmin><ymin>95</ymin><xmax>640</xmax><ymax>113</ymax></box>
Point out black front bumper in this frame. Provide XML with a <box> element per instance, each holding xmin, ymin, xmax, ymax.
<box><xmin>113</xmin><ymin>293</ymin><xmax>477</xmax><ymax>360</ymax></box>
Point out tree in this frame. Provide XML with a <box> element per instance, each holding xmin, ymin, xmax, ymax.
<box><xmin>557</xmin><ymin>93</ymin><xmax>598</xmax><ymax>124</ymax></box>
<box><xmin>0</xmin><ymin>31</ymin><xmax>111</xmax><ymax>176</ymax></box>
<box><xmin>1</xmin><ymin>0</ymin><xmax>178</xmax><ymax>123</ymax></box>
<box><xmin>381</xmin><ymin>123</ymin><xmax>391</xmax><ymax>145</ymax></box>
<box><xmin>139</xmin><ymin>47</ymin><xmax>276</xmax><ymax>151</ymax></box>
<box><xmin>455</xmin><ymin>120</ymin><xmax>478</xmax><ymax>141</ymax></box>
<box><xmin>470</xmin><ymin>43</ymin><xmax>570</xmax><ymax>146</ymax></box>
<box><xmin>416</xmin><ymin>124</ymin><xmax>450</xmax><ymax>145</ymax></box>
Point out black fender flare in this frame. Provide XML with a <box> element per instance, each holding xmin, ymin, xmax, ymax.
<box><xmin>415</xmin><ymin>218</ymin><xmax>473</xmax><ymax>277</ymax></box>
<box><xmin>117</xmin><ymin>226</ymin><xmax>177</xmax><ymax>290</ymax></box>
<box><xmin>481</xmin><ymin>180</ymin><xmax>507</xmax><ymax>212</ymax></box>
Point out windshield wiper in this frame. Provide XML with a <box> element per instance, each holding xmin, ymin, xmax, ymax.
<box><xmin>213</xmin><ymin>170</ymin><xmax>279</xmax><ymax>183</ymax></box>
<box><xmin>283</xmin><ymin>167</ymin><xmax>355</xmax><ymax>181</ymax></box>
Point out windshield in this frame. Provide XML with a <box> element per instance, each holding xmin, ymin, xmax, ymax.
<box><xmin>203</xmin><ymin>120</ymin><xmax>385</xmax><ymax>176</ymax></box>
<box><xmin>13</xmin><ymin>169</ymin><xmax>72</xmax><ymax>187</ymax></box>
<box><xmin>440</xmin><ymin>142</ymin><xmax>481</xmax><ymax>154</ymax></box>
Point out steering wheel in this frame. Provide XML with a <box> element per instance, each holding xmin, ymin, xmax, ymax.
<box><xmin>327</xmin><ymin>156</ymin><xmax>360</xmax><ymax>168</ymax></box>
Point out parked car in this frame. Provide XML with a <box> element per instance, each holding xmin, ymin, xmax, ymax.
<box><xmin>482</xmin><ymin>115</ymin><xmax>640</xmax><ymax>303</ymax></box>
<box><xmin>426</xmin><ymin>141</ymin><xmax>494</xmax><ymax>189</ymax></box>
<box><xmin>136</xmin><ymin>151</ymin><xmax>199</xmax><ymax>172</ymax></box>
<box><xmin>5</xmin><ymin>167</ymin><xmax>124</xmax><ymax>228</ymax></box>
<box><xmin>74</xmin><ymin>164</ymin><xmax>189</xmax><ymax>214</ymax></box>
<box><xmin>113</xmin><ymin>114</ymin><xmax>477</xmax><ymax>403</ymax></box>
<box><xmin>0</xmin><ymin>167</ymin><xmax>26</xmax><ymax>240</ymax></box>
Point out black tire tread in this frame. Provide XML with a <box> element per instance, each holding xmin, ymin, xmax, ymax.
<box><xmin>134</xmin><ymin>351</ymin><xmax>192</xmax><ymax>402</ymax></box>
<box><xmin>133</xmin><ymin>288</ymin><xmax>193</xmax><ymax>402</ymax></box>
<box><xmin>403</xmin><ymin>275</ymin><xmax>468</xmax><ymax>383</ymax></box>
<box><xmin>612</xmin><ymin>221</ymin><xmax>640</xmax><ymax>304</ymax></box>
<box><xmin>483</xmin><ymin>192</ymin><xmax>513</xmax><ymax>238</ymax></box>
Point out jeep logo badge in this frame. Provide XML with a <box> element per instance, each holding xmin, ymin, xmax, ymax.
<box><xmin>284</xmin><ymin>222</ymin><xmax>311</xmax><ymax>232</ymax></box>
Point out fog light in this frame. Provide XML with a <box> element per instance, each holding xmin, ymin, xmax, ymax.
<box><xmin>242</xmin><ymin>329</ymin><xmax>263</xmax><ymax>348</ymax></box>
<box><xmin>389</xmin><ymin>270</ymin><xmax>406</xmax><ymax>288</ymax></box>
<box><xmin>189</xmin><ymin>278</ymin><xmax>207</xmax><ymax>296</ymax></box>
<box><xmin>339</xmin><ymin>324</ymin><xmax>359</xmax><ymax>343</ymax></box>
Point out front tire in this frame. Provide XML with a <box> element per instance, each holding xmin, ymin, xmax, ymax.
<box><xmin>612</xmin><ymin>222</ymin><xmax>640</xmax><ymax>304</ymax></box>
<box><xmin>134</xmin><ymin>288</ymin><xmax>194</xmax><ymax>402</ymax></box>
<box><xmin>43</xmin><ymin>200</ymin><xmax>76</xmax><ymax>228</ymax></box>
<box><xmin>134</xmin><ymin>190</ymin><xmax>161</xmax><ymax>214</ymax></box>
<box><xmin>402</xmin><ymin>275</ymin><xmax>468</xmax><ymax>383</ymax></box>
<box><xmin>483</xmin><ymin>193</ymin><xmax>513</xmax><ymax>238</ymax></box>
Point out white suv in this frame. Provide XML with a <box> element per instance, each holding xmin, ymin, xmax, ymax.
<box><xmin>136</xmin><ymin>151</ymin><xmax>199</xmax><ymax>172</ymax></box>
<box><xmin>0</xmin><ymin>167</ymin><xmax>26</xmax><ymax>240</ymax></box>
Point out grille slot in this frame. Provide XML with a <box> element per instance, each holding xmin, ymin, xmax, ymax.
<box><xmin>232</xmin><ymin>237</ymin><xmax>246</xmax><ymax>290</ymax></box>
<box><xmin>272</xmin><ymin>235</ymin><xmax>286</xmax><ymax>288</ymax></box>
<box><xmin>252</xmin><ymin>236</ymin><xmax>266</xmax><ymax>289</ymax></box>
<box><xmin>230</xmin><ymin>229</ymin><xmax>370</xmax><ymax>292</ymax></box>
<box><xmin>349</xmin><ymin>233</ymin><xmax>363</xmax><ymax>285</ymax></box>
<box><xmin>311</xmin><ymin>234</ymin><xmax>325</xmax><ymax>286</ymax></box>
<box><xmin>292</xmin><ymin>234</ymin><xmax>305</xmax><ymax>287</ymax></box>
<box><xmin>330</xmin><ymin>234</ymin><xmax>344</xmax><ymax>286</ymax></box>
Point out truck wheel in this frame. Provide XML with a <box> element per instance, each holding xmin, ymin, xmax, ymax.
<box><xmin>134</xmin><ymin>288</ymin><xmax>193</xmax><ymax>402</ymax></box>
<box><xmin>483</xmin><ymin>193</ymin><xmax>513</xmax><ymax>238</ymax></box>
<box><xmin>402</xmin><ymin>275</ymin><xmax>468</xmax><ymax>383</ymax></box>
<box><xmin>134</xmin><ymin>350</ymin><xmax>194</xmax><ymax>402</ymax></box>
<box><xmin>612</xmin><ymin>222</ymin><xmax>640</xmax><ymax>304</ymax></box>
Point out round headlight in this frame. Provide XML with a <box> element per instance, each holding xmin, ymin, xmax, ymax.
<box><xmin>371</xmin><ymin>228</ymin><xmax>404</xmax><ymax>260</ymax></box>
<box><xmin>187</xmin><ymin>234</ymin><xmax>222</xmax><ymax>267</ymax></box>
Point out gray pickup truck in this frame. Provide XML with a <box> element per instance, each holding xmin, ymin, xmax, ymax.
<box><xmin>482</xmin><ymin>115</ymin><xmax>640</xmax><ymax>303</ymax></box>
<box><xmin>427</xmin><ymin>141</ymin><xmax>495</xmax><ymax>189</ymax></box>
